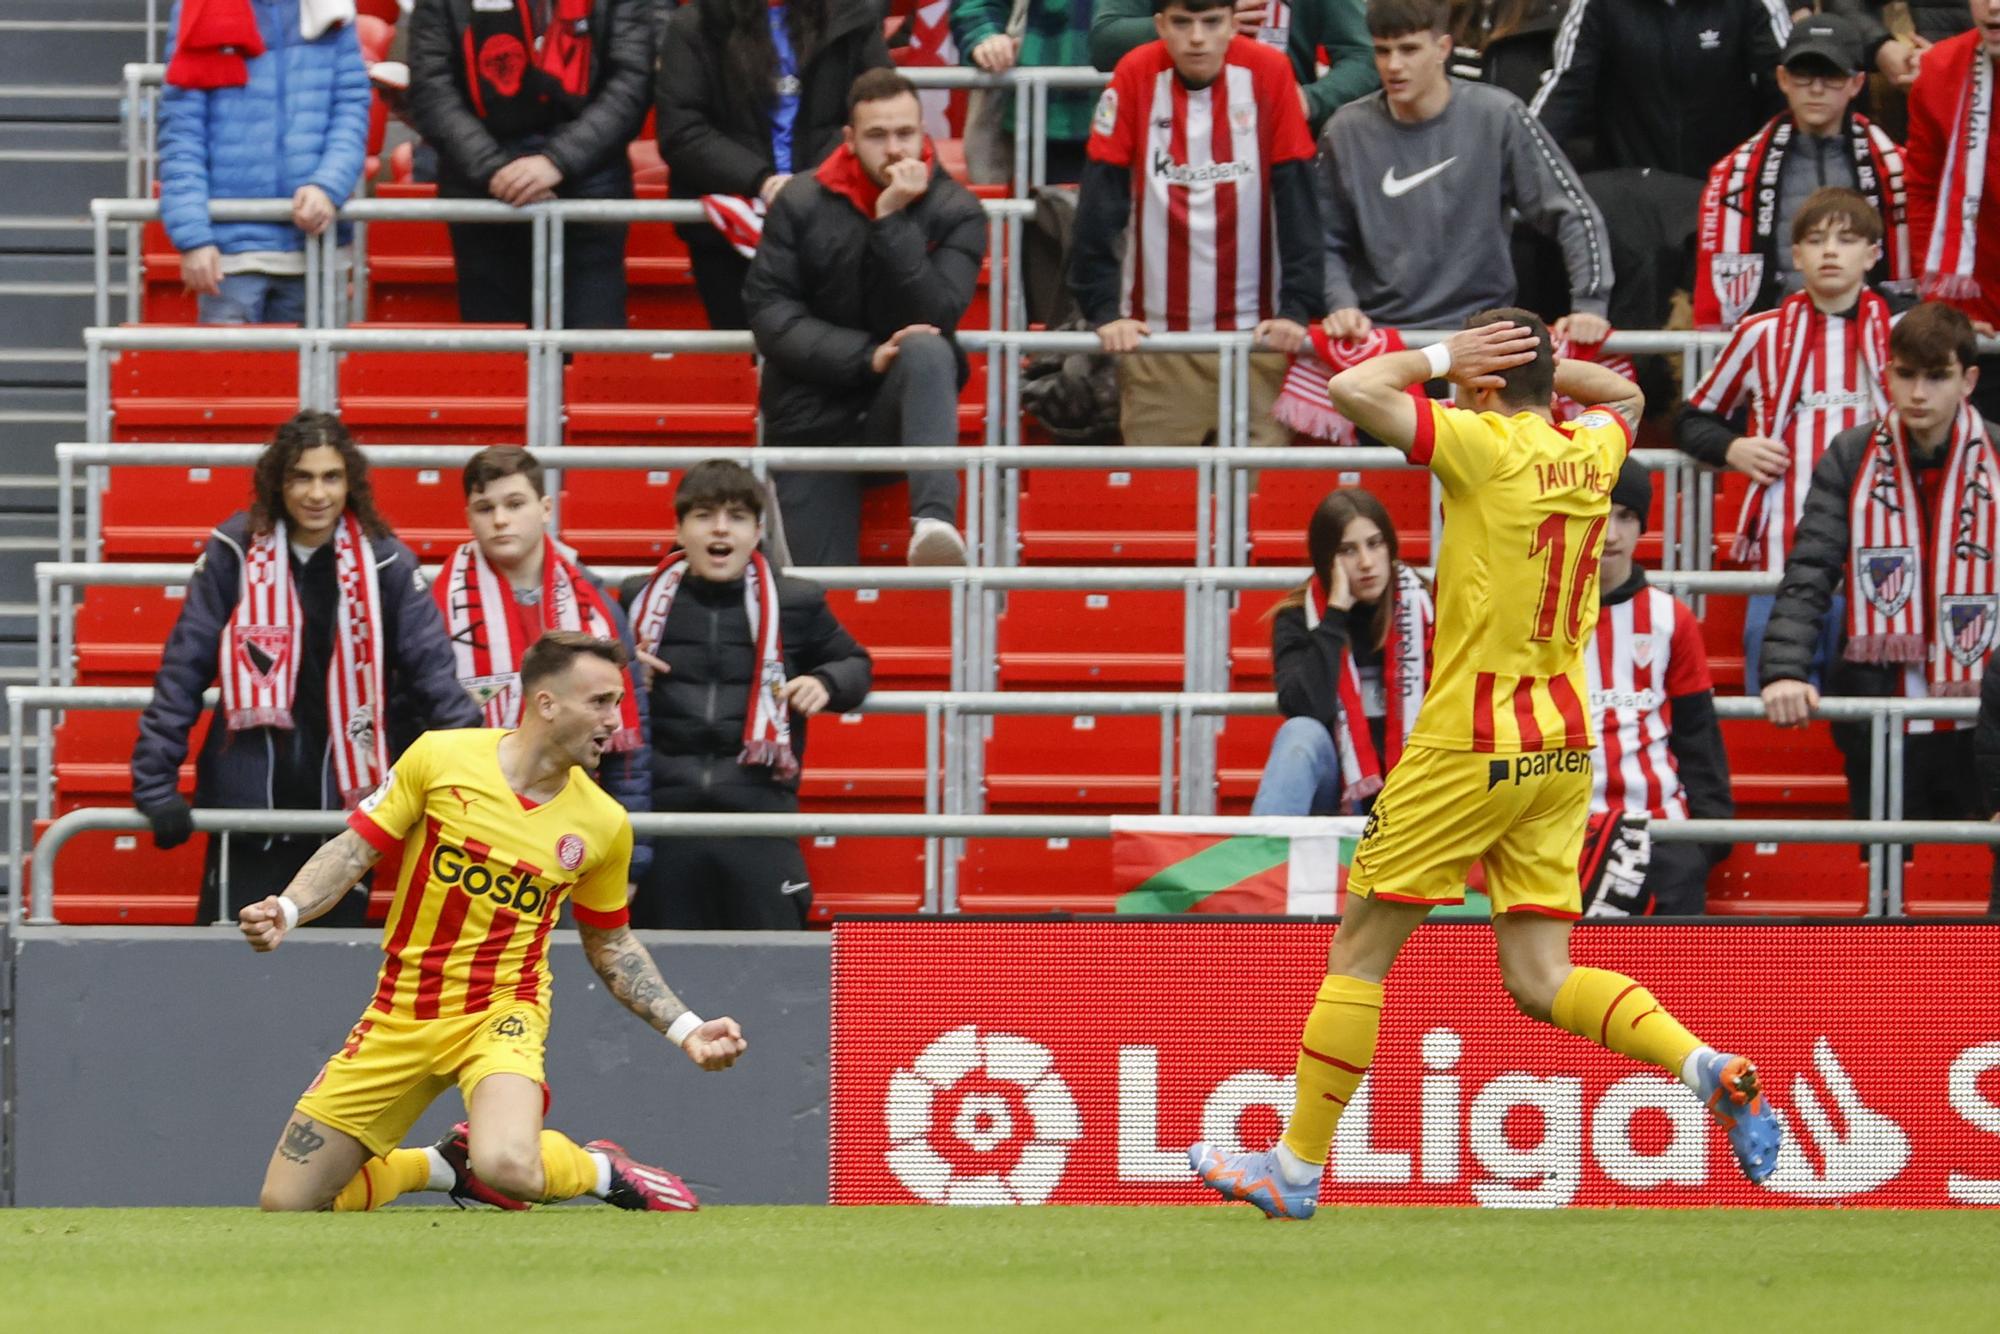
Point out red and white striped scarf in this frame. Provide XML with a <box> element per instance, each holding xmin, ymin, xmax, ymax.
<box><xmin>1305</xmin><ymin>561</ymin><xmax>1432</xmax><ymax>809</ymax></box>
<box><xmin>1847</xmin><ymin>404</ymin><xmax>2000</xmax><ymax>695</ymax></box>
<box><xmin>1273</xmin><ymin>325</ymin><xmax>1405</xmax><ymax>442</ymax></box>
<box><xmin>1734</xmin><ymin>289</ymin><xmax>1894</xmax><ymax>565</ymax></box>
<box><xmin>436</xmin><ymin>533</ymin><xmax>642</xmax><ymax>748</ymax></box>
<box><xmin>1922</xmin><ymin>37</ymin><xmax>1992</xmax><ymax>301</ymax></box>
<box><xmin>1693</xmin><ymin>112</ymin><xmax>1909</xmax><ymax>329</ymax></box>
<box><xmin>223</xmin><ymin>513</ymin><xmax>386</xmax><ymax>807</ymax></box>
<box><xmin>629</xmin><ymin>550</ymin><xmax>797</xmax><ymax>779</ymax></box>
<box><xmin>701</xmin><ymin>194</ymin><xmax>766</xmax><ymax>260</ymax></box>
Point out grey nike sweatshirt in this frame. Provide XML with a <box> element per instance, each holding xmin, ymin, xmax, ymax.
<box><xmin>1318</xmin><ymin>79</ymin><xmax>1612</xmax><ymax>328</ymax></box>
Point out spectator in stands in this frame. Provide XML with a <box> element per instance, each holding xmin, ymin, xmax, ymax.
<box><xmin>1445</xmin><ymin>0</ymin><xmax>1564</xmax><ymax>103</ymax></box>
<box><xmin>432</xmin><ymin>447</ymin><xmax>652</xmax><ymax>882</ymax></box>
<box><xmin>744</xmin><ymin>69</ymin><xmax>985</xmax><ymax>566</ymax></box>
<box><xmin>159</xmin><ymin>0</ymin><xmax>372</xmax><ymax>324</ymax></box>
<box><xmin>658</xmin><ymin>0</ymin><xmax>892</xmax><ymax>330</ymax></box>
<box><xmin>1583</xmin><ymin>459</ymin><xmax>1734</xmax><ymax>915</ymax></box>
<box><xmin>624</xmin><ymin>460</ymin><xmax>872</xmax><ymax>929</ymax></box>
<box><xmin>406</xmin><ymin>0</ymin><xmax>653</xmax><ymax>328</ymax></box>
<box><xmin>1677</xmin><ymin>188</ymin><xmax>1893</xmax><ymax>690</ymax></box>
<box><xmin>1694</xmin><ymin>13</ymin><xmax>1913</xmax><ymax>332</ymax></box>
<box><xmin>951</xmin><ymin>0</ymin><xmax>1097</xmax><ymax>182</ymax></box>
<box><xmin>1976</xmin><ymin>651</ymin><xmax>2000</xmax><ymax>912</ymax></box>
<box><xmin>1253</xmin><ymin>488</ymin><xmax>1434</xmax><ymax>816</ymax></box>
<box><xmin>1761</xmin><ymin>301</ymin><xmax>2000</xmax><ymax>911</ymax></box>
<box><xmin>131</xmin><ymin>412</ymin><xmax>480</xmax><ymax>925</ymax></box>
<box><xmin>1317</xmin><ymin>0</ymin><xmax>1612</xmax><ymax>349</ymax></box>
<box><xmin>1828</xmin><ymin>0</ymin><xmax>1958</xmax><ymax>71</ymax></box>
<box><xmin>1906</xmin><ymin>0</ymin><xmax>2000</xmax><ymax>418</ymax></box>
<box><xmin>1071</xmin><ymin>0</ymin><xmax>1321</xmax><ymax>447</ymax></box>
<box><xmin>1090</xmin><ymin>0</ymin><xmax>1378</xmax><ymax>135</ymax></box>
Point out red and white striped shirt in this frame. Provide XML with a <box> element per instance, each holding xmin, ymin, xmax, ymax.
<box><xmin>1086</xmin><ymin>36</ymin><xmax>1315</xmax><ymax>332</ymax></box>
<box><xmin>1585</xmin><ymin>585</ymin><xmax>1712</xmax><ymax>819</ymax></box>
<box><xmin>1685</xmin><ymin>296</ymin><xmax>1892</xmax><ymax>570</ymax></box>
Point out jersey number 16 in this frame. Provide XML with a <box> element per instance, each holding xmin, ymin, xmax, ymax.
<box><xmin>1530</xmin><ymin>512</ymin><xmax>1607</xmax><ymax>646</ymax></box>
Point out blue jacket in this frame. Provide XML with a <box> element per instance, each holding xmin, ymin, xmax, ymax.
<box><xmin>158</xmin><ymin>0</ymin><xmax>373</xmax><ymax>256</ymax></box>
<box><xmin>132</xmin><ymin>512</ymin><xmax>482</xmax><ymax>816</ymax></box>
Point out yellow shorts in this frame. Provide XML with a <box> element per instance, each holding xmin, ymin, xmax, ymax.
<box><xmin>294</xmin><ymin>1004</ymin><xmax>549</xmax><ymax>1157</ymax></box>
<box><xmin>1349</xmin><ymin>744</ymin><xmax>1591</xmax><ymax>918</ymax></box>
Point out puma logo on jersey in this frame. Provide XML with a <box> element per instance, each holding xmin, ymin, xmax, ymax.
<box><xmin>1381</xmin><ymin>157</ymin><xmax>1457</xmax><ymax>198</ymax></box>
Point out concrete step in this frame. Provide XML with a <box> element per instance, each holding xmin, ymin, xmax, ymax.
<box><xmin>0</xmin><ymin>389</ymin><xmax>88</xmax><ymax>476</ymax></box>
<box><xmin>0</xmin><ymin>18</ymin><xmax>151</xmax><ymax>102</ymax></box>
<box><xmin>0</xmin><ymin>128</ymin><xmax>127</xmax><ymax>225</ymax></box>
<box><xmin>0</xmin><ymin>536</ymin><xmax>58</xmax><ymax>603</ymax></box>
<box><xmin>0</xmin><ymin>255</ymin><xmax>123</xmax><ymax>355</ymax></box>
<box><xmin>0</xmin><ymin>474</ymin><xmax>71</xmax><ymax>514</ymax></box>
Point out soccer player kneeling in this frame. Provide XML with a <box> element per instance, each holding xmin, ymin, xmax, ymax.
<box><xmin>241</xmin><ymin>631</ymin><xmax>747</xmax><ymax>1212</ymax></box>
<box><xmin>1190</xmin><ymin>313</ymin><xmax>1782</xmax><ymax>1218</ymax></box>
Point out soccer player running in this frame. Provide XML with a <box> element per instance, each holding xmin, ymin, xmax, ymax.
<box><xmin>1190</xmin><ymin>312</ymin><xmax>1783</xmax><ymax>1218</ymax></box>
<box><xmin>241</xmin><ymin>631</ymin><xmax>748</xmax><ymax>1213</ymax></box>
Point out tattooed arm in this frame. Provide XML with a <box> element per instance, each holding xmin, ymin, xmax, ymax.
<box><xmin>578</xmin><ymin>922</ymin><xmax>748</xmax><ymax>1071</ymax></box>
<box><xmin>238</xmin><ymin>828</ymin><xmax>382</xmax><ymax>950</ymax></box>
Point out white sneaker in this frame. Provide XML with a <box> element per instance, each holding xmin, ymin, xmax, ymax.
<box><xmin>907</xmin><ymin>518</ymin><xmax>968</xmax><ymax>566</ymax></box>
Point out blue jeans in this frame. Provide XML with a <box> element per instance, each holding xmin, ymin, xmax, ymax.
<box><xmin>198</xmin><ymin>271</ymin><xmax>306</xmax><ymax>325</ymax></box>
<box><xmin>1251</xmin><ymin>717</ymin><xmax>1344</xmax><ymax>816</ymax></box>
<box><xmin>1742</xmin><ymin>592</ymin><xmax>1845</xmax><ymax>694</ymax></box>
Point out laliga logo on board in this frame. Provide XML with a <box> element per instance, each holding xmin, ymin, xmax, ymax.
<box><xmin>884</xmin><ymin>1026</ymin><xmax>1081</xmax><ymax>1206</ymax></box>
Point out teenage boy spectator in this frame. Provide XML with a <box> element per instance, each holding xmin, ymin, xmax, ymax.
<box><xmin>1584</xmin><ymin>460</ymin><xmax>1735</xmax><ymax>915</ymax></box>
<box><xmin>1694</xmin><ymin>13</ymin><xmax>1913</xmax><ymax>330</ymax></box>
<box><xmin>432</xmin><ymin>447</ymin><xmax>652</xmax><ymax>879</ymax></box>
<box><xmin>159</xmin><ymin>0</ymin><xmax>372</xmax><ymax>324</ymax></box>
<box><xmin>131</xmin><ymin>413</ymin><xmax>479</xmax><ymax>925</ymax></box>
<box><xmin>1317</xmin><ymin>0</ymin><xmax>1612</xmax><ymax>347</ymax></box>
<box><xmin>625</xmin><ymin>461</ymin><xmax>873</xmax><ymax>929</ymax></box>
<box><xmin>1090</xmin><ymin>0</ymin><xmax>1379</xmax><ymax>135</ymax></box>
<box><xmin>1678</xmin><ymin>187</ymin><xmax>1895</xmax><ymax>690</ymax></box>
<box><xmin>406</xmin><ymin>0</ymin><xmax>653</xmax><ymax>328</ymax></box>
<box><xmin>744</xmin><ymin>69</ymin><xmax>984</xmax><ymax>566</ymax></box>
<box><xmin>952</xmin><ymin>0</ymin><xmax>1100</xmax><ymax>182</ymax></box>
<box><xmin>1070</xmin><ymin>0</ymin><xmax>1322</xmax><ymax>447</ymax></box>
<box><xmin>658</xmin><ymin>0</ymin><xmax>891</xmax><ymax>330</ymax></box>
<box><xmin>1761</xmin><ymin>301</ymin><xmax>2000</xmax><ymax>910</ymax></box>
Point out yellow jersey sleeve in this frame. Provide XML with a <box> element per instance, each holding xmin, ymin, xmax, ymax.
<box><xmin>568</xmin><ymin>815</ymin><xmax>633</xmax><ymax>930</ymax></box>
<box><xmin>1564</xmin><ymin>406</ymin><xmax>1635</xmax><ymax>471</ymax></box>
<box><xmin>1410</xmin><ymin>398</ymin><xmax>1504</xmax><ymax>497</ymax></box>
<box><xmin>348</xmin><ymin>731</ymin><xmax>435</xmax><ymax>854</ymax></box>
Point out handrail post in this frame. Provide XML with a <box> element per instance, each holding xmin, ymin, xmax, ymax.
<box><xmin>922</xmin><ymin>700</ymin><xmax>942</xmax><ymax>914</ymax></box>
<box><xmin>1866</xmin><ymin>708</ymin><xmax>1887</xmax><ymax>914</ymax></box>
<box><xmin>1887</xmin><ymin>714</ymin><xmax>1907</xmax><ymax>916</ymax></box>
<box><xmin>1159</xmin><ymin>704</ymin><xmax>1176</xmax><ymax>814</ymax></box>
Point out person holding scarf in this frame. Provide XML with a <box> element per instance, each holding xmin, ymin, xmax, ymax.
<box><xmin>406</xmin><ymin>0</ymin><xmax>653</xmax><ymax>328</ymax></box>
<box><xmin>433</xmin><ymin>446</ymin><xmax>653</xmax><ymax>882</ymax></box>
<box><xmin>1762</xmin><ymin>301</ymin><xmax>2000</xmax><ymax>911</ymax></box>
<box><xmin>743</xmin><ymin>69</ymin><xmax>986</xmax><ymax>567</ymax></box>
<box><xmin>132</xmin><ymin>412</ymin><xmax>479</xmax><ymax>925</ymax></box>
<box><xmin>1253</xmin><ymin>488</ymin><xmax>1434</xmax><ymax>816</ymax></box>
<box><xmin>623</xmin><ymin>460</ymin><xmax>873</xmax><ymax>929</ymax></box>
<box><xmin>1677</xmin><ymin>187</ymin><xmax>1897</xmax><ymax>691</ymax></box>
<box><xmin>1693</xmin><ymin>13</ymin><xmax>1913</xmax><ymax>332</ymax></box>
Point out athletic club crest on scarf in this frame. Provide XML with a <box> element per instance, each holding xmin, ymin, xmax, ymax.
<box><xmin>1304</xmin><ymin>562</ymin><xmax>1433</xmax><ymax>809</ymax></box>
<box><xmin>223</xmin><ymin>512</ymin><xmax>386</xmax><ymax>806</ymax></box>
<box><xmin>1846</xmin><ymin>403</ymin><xmax>2000</xmax><ymax>694</ymax></box>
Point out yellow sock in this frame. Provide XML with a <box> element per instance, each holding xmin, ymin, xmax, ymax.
<box><xmin>538</xmin><ymin>1130</ymin><xmax>599</xmax><ymax>1203</ymax></box>
<box><xmin>330</xmin><ymin>1148</ymin><xmax>433</xmax><ymax>1212</ymax></box>
<box><xmin>1551</xmin><ymin>966</ymin><xmax>1704</xmax><ymax>1075</ymax></box>
<box><xmin>1279</xmin><ymin>974</ymin><xmax>1384</xmax><ymax>1166</ymax></box>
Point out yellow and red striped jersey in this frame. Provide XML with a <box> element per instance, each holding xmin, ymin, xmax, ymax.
<box><xmin>346</xmin><ymin>728</ymin><xmax>632</xmax><ymax>1020</ymax></box>
<box><xmin>1405</xmin><ymin>396</ymin><xmax>1632</xmax><ymax>754</ymax></box>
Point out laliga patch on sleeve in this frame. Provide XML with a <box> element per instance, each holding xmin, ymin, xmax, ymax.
<box><xmin>1092</xmin><ymin>88</ymin><xmax>1118</xmax><ymax>138</ymax></box>
<box><xmin>359</xmin><ymin>766</ymin><xmax>395</xmax><ymax>813</ymax></box>
<box><xmin>1574</xmin><ymin>410</ymin><xmax>1617</xmax><ymax>430</ymax></box>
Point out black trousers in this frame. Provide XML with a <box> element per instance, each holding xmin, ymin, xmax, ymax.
<box><xmin>1834</xmin><ymin>724</ymin><xmax>2000</xmax><ymax>912</ymax></box>
<box><xmin>197</xmin><ymin>833</ymin><xmax>371</xmax><ymax>927</ymax></box>
<box><xmin>772</xmin><ymin>331</ymin><xmax>962</xmax><ymax>566</ymax></box>
<box><xmin>632</xmin><ymin>833</ymin><xmax>811</xmax><ymax>930</ymax></box>
<box><xmin>684</xmin><ymin>229</ymin><xmax>752</xmax><ymax>331</ymax></box>
<box><xmin>439</xmin><ymin>155</ymin><xmax>631</xmax><ymax>329</ymax></box>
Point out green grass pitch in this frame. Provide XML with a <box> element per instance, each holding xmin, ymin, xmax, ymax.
<box><xmin>5</xmin><ymin>1206</ymin><xmax>1998</xmax><ymax>1332</ymax></box>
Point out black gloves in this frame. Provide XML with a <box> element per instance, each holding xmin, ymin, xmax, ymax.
<box><xmin>141</xmin><ymin>795</ymin><xmax>195</xmax><ymax>850</ymax></box>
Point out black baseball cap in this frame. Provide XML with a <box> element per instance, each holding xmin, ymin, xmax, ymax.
<box><xmin>1782</xmin><ymin>13</ymin><xmax>1861</xmax><ymax>77</ymax></box>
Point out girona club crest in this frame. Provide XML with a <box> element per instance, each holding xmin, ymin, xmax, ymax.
<box><xmin>556</xmin><ymin>833</ymin><xmax>586</xmax><ymax>870</ymax></box>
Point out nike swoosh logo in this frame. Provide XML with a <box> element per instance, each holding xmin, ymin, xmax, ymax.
<box><xmin>1381</xmin><ymin>157</ymin><xmax>1457</xmax><ymax>198</ymax></box>
<box><xmin>780</xmin><ymin>880</ymin><xmax>810</xmax><ymax>895</ymax></box>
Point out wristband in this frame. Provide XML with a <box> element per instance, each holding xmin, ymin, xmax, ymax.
<box><xmin>1422</xmin><ymin>341</ymin><xmax>1453</xmax><ymax>380</ymax></box>
<box><xmin>277</xmin><ymin>897</ymin><xmax>300</xmax><ymax>931</ymax></box>
<box><xmin>667</xmin><ymin>1012</ymin><xmax>704</xmax><ymax>1048</ymax></box>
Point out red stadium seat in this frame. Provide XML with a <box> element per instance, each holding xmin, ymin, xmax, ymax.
<box><xmin>1214</xmin><ymin>714</ymin><xmax>1283</xmax><ymax>813</ymax></box>
<box><xmin>363</xmin><ymin>182</ymin><xmax>460</xmax><ymax>323</ymax></box>
<box><xmin>1246</xmin><ymin>468</ymin><xmax>1433</xmax><ymax>564</ymax></box>
<box><xmin>823</xmin><ymin>589</ymin><xmax>951</xmax><ymax>689</ymax></box>
<box><xmin>138</xmin><ymin>215</ymin><xmax>197</xmax><ymax>324</ymax></box>
<box><xmin>803</xmin><ymin>836</ymin><xmax>927</xmax><ymax>921</ymax></box>
<box><xmin>35</xmin><ymin>805</ymin><xmax>205</xmax><ymax>925</ymax></box>
<box><xmin>111</xmin><ymin>344</ymin><xmax>300</xmax><ymax>440</ymax></box>
<box><xmin>956</xmin><ymin>836</ymin><xmax>1117</xmax><ymax>913</ymax></box>
<box><xmin>1706</xmin><ymin>842</ymin><xmax>1866</xmax><ymax>915</ymax></box>
<box><xmin>995</xmin><ymin>590</ymin><xmax>1184</xmax><ymax>688</ymax></box>
<box><xmin>1015</xmin><ymin>470</ymin><xmax>1200</xmax><ymax>564</ymax></box>
<box><xmin>76</xmin><ymin>587</ymin><xmax>194</xmax><ymax>684</ymax></box>
<box><xmin>1903</xmin><ymin>843</ymin><xmax>1996</xmax><ymax>915</ymax></box>
<box><xmin>1721</xmin><ymin>719</ymin><xmax>1850</xmax><ymax>818</ymax></box>
<box><xmin>1227</xmin><ymin>589</ymin><xmax>1289</xmax><ymax>690</ymax></box>
<box><xmin>982</xmin><ymin>713</ymin><xmax>1170</xmax><ymax>810</ymax></box>
<box><xmin>798</xmin><ymin>712</ymin><xmax>929</xmax><ymax>810</ymax></box>
<box><xmin>626</xmin><ymin>195</ymin><xmax>710</xmax><ymax>331</ymax></box>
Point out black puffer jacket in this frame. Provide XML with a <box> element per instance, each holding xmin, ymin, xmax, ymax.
<box><xmin>743</xmin><ymin>159</ymin><xmax>987</xmax><ymax>443</ymax></box>
<box><xmin>1977</xmin><ymin>655</ymin><xmax>2000</xmax><ymax>814</ymax></box>
<box><xmin>627</xmin><ymin>571</ymin><xmax>872</xmax><ymax>807</ymax></box>
<box><xmin>656</xmin><ymin>0</ymin><xmax>891</xmax><ymax>201</ymax></box>
<box><xmin>1271</xmin><ymin>598</ymin><xmax>1388</xmax><ymax>754</ymax></box>
<box><xmin>1762</xmin><ymin>418</ymin><xmax>2000</xmax><ymax>693</ymax></box>
<box><xmin>407</xmin><ymin>0</ymin><xmax>655</xmax><ymax>190</ymax></box>
<box><xmin>1531</xmin><ymin>0</ymin><xmax>1788</xmax><ymax>178</ymax></box>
